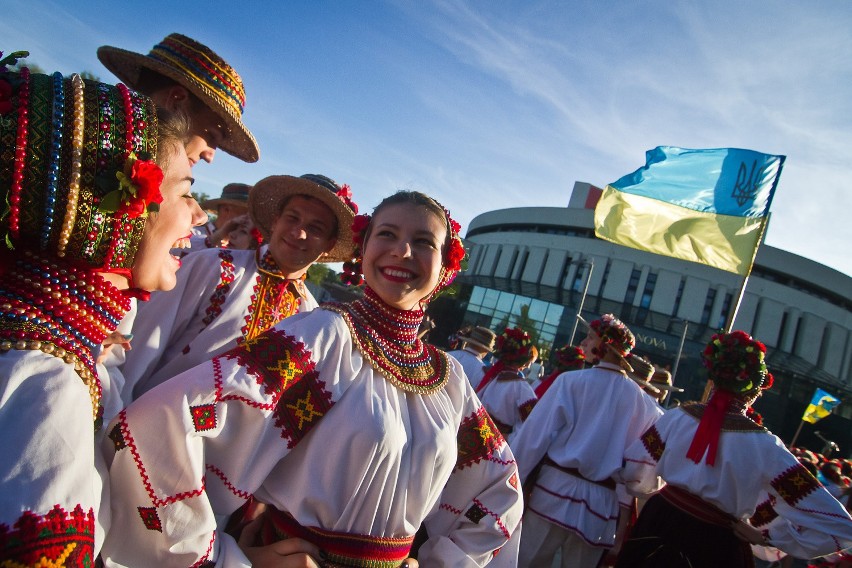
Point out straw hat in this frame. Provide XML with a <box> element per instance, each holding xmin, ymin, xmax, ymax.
<box><xmin>457</xmin><ymin>326</ymin><xmax>497</xmax><ymax>352</ymax></box>
<box><xmin>649</xmin><ymin>367</ymin><xmax>684</xmax><ymax>392</ymax></box>
<box><xmin>627</xmin><ymin>355</ymin><xmax>660</xmax><ymax>395</ymax></box>
<box><xmin>201</xmin><ymin>183</ymin><xmax>251</xmax><ymax>210</ymax></box>
<box><xmin>248</xmin><ymin>175</ymin><xmax>357</xmax><ymax>263</ymax></box>
<box><xmin>97</xmin><ymin>33</ymin><xmax>259</xmax><ymax>162</ymax></box>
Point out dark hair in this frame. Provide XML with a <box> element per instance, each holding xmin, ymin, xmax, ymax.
<box><xmin>154</xmin><ymin>107</ymin><xmax>190</xmax><ymax>170</ymax></box>
<box><xmin>366</xmin><ymin>191</ymin><xmax>450</xmax><ymax>246</ymax></box>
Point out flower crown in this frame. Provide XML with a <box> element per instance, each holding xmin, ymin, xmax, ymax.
<box><xmin>336</xmin><ymin>184</ymin><xmax>358</xmax><ymax>214</ymax></box>
<box><xmin>340</xmin><ymin>202</ymin><xmax>466</xmax><ymax>292</ymax></box>
<box><xmin>589</xmin><ymin>314</ymin><xmax>635</xmax><ymax>357</ymax></box>
<box><xmin>553</xmin><ymin>344</ymin><xmax>585</xmax><ymax>371</ymax></box>
<box><xmin>96</xmin><ymin>152</ymin><xmax>164</xmax><ymax>220</ymax></box>
<box><xmin>495</xmin><ymin>326</ymin><xmax>536</xmax><ymax>368</ymax></box>
<box><xmin>701</xmin><ymin>330</ymin><xmax>771</xmax><ymax>395</ymax></box>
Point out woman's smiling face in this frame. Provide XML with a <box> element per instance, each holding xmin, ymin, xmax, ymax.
<box><xmin>361</xmin><ymin>202</ymin><xmax>447</xmax><ymax>311</ymax></box>
<box><xmin>131</xmin><ymin>142</ymin><xmax>207</xmax><ymax>291</ymax></box>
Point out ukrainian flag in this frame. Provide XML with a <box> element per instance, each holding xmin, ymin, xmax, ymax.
<box><xmin>594</xmin><ymin>147</ymin><xmax>785</xmax><ymax>275</ymax></box>
<box><xmin>802</xmin><ymin>388</ymin><xmax>840</xmax><ymax>424</ymax></box>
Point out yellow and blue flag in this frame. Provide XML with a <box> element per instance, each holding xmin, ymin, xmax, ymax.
<box><xmin>594</xmin><ymin>146</ymin><xmax>785</xmax><ymax>275</ymax></box>
<box><xmin>802</xmin><ymin>388</ymin><xmax>840</xmax><ymax>424</ymax></box>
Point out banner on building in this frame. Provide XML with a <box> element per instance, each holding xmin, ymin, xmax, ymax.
<box><xmin>594</xmin><ymin>146</ymin><xmax>785</xmax><ymax>276</ymax></box>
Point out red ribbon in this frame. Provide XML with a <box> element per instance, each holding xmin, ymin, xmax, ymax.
<box><xmin>121</xmin><ymin>287</ymin><xmax>151</xmax><ymax>302</ymax></box>
<box><xmin>685</xmin><ymin>390</ymin><xmax>735</xmax><ymax>466</ymax></box>
<box><xmin>534</xmin><ymin>370</ymin><xmax>561</xmax><ymax>398</ymax></box>
<box><xmin>475</xmin><ymin>361</ymin><xmax>506</xmax><ymax>394</ymax></box>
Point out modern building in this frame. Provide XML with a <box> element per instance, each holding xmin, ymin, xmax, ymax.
<box><xmin>428</xmin><ymin>182</ymin><xmax>852</xmax><ymax>455</ymax></box>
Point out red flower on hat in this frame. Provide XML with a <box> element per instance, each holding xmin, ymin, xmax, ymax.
<box><xmin>336</xmin><ymin>183</ymin><xmax>358</xmax><ymax>213</ymax></box>
<box><xmin>0</xmin><ymin>79</ymin><xmax>12</xmax><ymax>115</ymax></box>
<box><xmin>99</xmin><ymin>154</ymin><xmax>164</xmax><ymax>220</ymax></box>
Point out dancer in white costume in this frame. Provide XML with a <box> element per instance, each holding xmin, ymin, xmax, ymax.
<box><xmin>102</xmin><ymin>191</ymin><xmax>523</xmax><ymax>567</ymax></box>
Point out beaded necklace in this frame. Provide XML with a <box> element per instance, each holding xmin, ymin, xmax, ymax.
<box><xmin>325</xmin><ymin>287</ymin><xmax>450</xmax><ymax>395</ymax></box>
<box><xmin>0</xmin><ymin>250</ymin><xmax>131</xmax><ymax>424</ymax></box>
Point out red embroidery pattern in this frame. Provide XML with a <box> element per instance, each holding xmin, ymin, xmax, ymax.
<box><xmin>456</xmin><ymin>407</ymin><xmax>505</xmax><ymax>471</ymax></box>
<box><xmin>202</xmin><ymin>249</ymin><xmax>235</xmax><ymax>326</ymax></box>
<box><xmin>239</xmin><ymin>250</ymin><xmax>302</xmax><ymax>343</ymax></box>
<box><xmin>225</xmin><ymin>329</ymin><xmax>333</xmax><ymax>448</ymax></box>
<box><xmin>509</xmin><ymin>472</ymin><xmax>519</xmax><ymax>490</ymax></box>
<box><xmin>191</xmin><ymin>403</ymin><xmax>217</xmax><ymax>432</ymax></box>
<box><xmin>0</xmin><ymin>505</ymin><xmax>95</xmax><ymax>566</ymax></box>
<box><xmin>519</xmin><ymin>398</ymin><xmax>537</xmax><ymax>421</ymax></box>
<box><xmin>750</xmin><ymin>495</ymin><xmax>778</xmax><ymax>527</ymax></box>
<box><xmin>138</xmin><ymin>506</ymin><xmax>163</xmax><ymax>532</ymax></box>
<box><xmin>641</xmin><ymin>426</ymin><xmax>666</xmax><ymax>461</ymax></box>
<box><xmin>206</xmin><ymin>464</ymin><xmax>252</xmax><ymax>500</ymax></box>
<box><xmin>771</xmin><ymin>464</ymin><xmax>821</xmax><ymax>507</ymax></box>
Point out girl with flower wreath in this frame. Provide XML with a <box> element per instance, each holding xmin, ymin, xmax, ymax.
<box><xmin>475</xmin><ymin>326</ymin><xmax>539</xmax><ymax>437</ymax></box>
<box><xmin>0</xmin><ymin>58</ymin><xmax>207</xmax><ymax>565</ymax></box>
<box><xmin>616</xmin><ymin>330</ymin><xmax>852</xmax><ymax>568</ymax></box>
<box><xmin>102</xmin><ymin>191</ymin><xmax>523</xmax><ymax>567</ymax></box>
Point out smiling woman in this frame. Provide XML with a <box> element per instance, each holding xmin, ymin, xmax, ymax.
<box><xmin>0</xmin><ymin>61</ymin><xmax>202</xmax><ymax>565</ymax></box>
<box><xmin>103</xmin><ymin>191</ymin><xmax>524</xmax><ymax>567</ymax></box>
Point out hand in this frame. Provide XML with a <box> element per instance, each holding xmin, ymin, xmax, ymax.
<box><xmin>238</xmin><ymin>519</ymin><xmax>320</xmax><ymax>567</ymax></box>
<box><xmin>97</xmin><ymin>332</ymin><xmax>132</xmax><ymax>364</ymax></box>
<box><xmin>732</xmin><ymin>520</ymin><xmax>768</xmax><ymax>545</ymax></box>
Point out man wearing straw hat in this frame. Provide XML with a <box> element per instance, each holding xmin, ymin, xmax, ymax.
<box><xmin>98</xmin><ymin>33</ymin><xmax>259</xmax><ymax>165</ymax></box>
<box><xmin>511</xmin><ymin>314</ymin><xmax>663</xmax><ymax>568</ymax></box>
<box><xmin>188</xmin><ymin>182</ymin><xmax>253</xmax><ymax>251</ymax></box>
<box><xmin>119</xmin><ymin>174</ymin><xmax>358</xmax><ymax>401</ymax></box>
<box><xmin>447</xmin><ymin>325</ymin><xmax>496</xmax><ymax>388</ymax></box>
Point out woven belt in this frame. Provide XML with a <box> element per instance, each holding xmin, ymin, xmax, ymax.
<box><xmin>258</xmin><ymin>505</ymin><xmax>414</xmax><ymax>568</ymax></box>
<box><xmin>659</xmin><ymin>484</ymin><xmax>737</xmax><ymax>528</ymax></box>
<box><xmin>542</xmin><ymin>456</ymin><xmax>616</xmax><ymax>490</ymax></box>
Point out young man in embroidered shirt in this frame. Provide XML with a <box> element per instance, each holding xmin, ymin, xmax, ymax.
<box><xmin>98</xmin><ymin>33</ymin><xmax>259</xmax><ymax>165</ymax></box>
<box><xmin>510</xmin><ymin>314</ymin><xmax>664</xmax><ymax>568</ymax></box>
<box><xmin>118</xmin><ymin>175</ymin><xmax>357</xmax><ymax>402</ymax></box>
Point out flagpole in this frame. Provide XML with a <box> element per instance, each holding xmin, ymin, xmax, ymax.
<box><xmin>724</xmin><ymin>217</ymin><xmax>770</xmax><ymax>332</ymax></box>
<box><xmin>789</xmin><ymin>420</ymin><xmax>806</xmax><ymax>448</ymax></box>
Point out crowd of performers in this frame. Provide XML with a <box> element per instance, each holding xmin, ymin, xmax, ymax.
<box><xmin>0</xmin><ymin>34</ymin><xmax>851</xmax><ymax>568</ymax></box>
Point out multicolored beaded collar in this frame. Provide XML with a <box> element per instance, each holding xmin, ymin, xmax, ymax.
<box><xmin>0</xmin><ymin>251</ymin><xmax>132</xmax><ymax>426</ymax></box>
<box><xmin>324</xmin><ymin>287</ymin><xmax>450</xmax><ymax>395</ymax></box>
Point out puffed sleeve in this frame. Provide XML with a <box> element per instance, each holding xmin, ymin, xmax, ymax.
<box><xmin>416</xmin><ymin>366</ymin><xmax>524</xmax><ymax>567</ymax></box>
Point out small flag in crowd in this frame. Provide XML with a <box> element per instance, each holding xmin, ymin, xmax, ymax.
<box><xmin>802</xmin><ymin>388</ymin><xmax>840</xmax><ymax>424</ymax></box>
<box><xmin>594</xmin><ymin>146</ymin><xmax>785</xmax><ymax>276</ymax></box>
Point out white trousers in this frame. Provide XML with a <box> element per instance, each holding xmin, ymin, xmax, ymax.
<box><xmin>517</xmin><ymin>511</ymin><xmax>605</xmax><ymax>568</ymax></box>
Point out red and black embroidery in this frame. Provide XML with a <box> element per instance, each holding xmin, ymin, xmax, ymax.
<box><xmin>508</xmin><ymin>472</ymin><xmax>519</xmax><ymax>490</ymax></box>
<box><xmin>456</xmin><ymin>407</ymin><xmax>504</xmax><ymax>471</ymax></box>
<box><xmin>771</xmin><ymin>463</ymin><xmax>821</xmax><ymax>507</ymax></box>
<box><xmin>224</xmin><ymin>329</ymin><xmax>333</xmax><ymax>448</ymax></box>
<box><xmin>465</xmin><ymin>503</ymin><xmax>486</xmax><ymax>524</ymax></box>
<box><xmin>108</xmin><ymin>423</ymin><xmax>126</xmax><ymax>451</ymax></box>
<box><xmin>641</xmin><ymin>426</ymin><xmax>666</xmax><ymax>462</ymax></box>
<box><xmin>239</xmin><ymin>250</ymin><xmax>302</xmax><ymax>343</ymax></box>
<box><xmin>201</xmin><ymin>249</ymin><xmax>235</xmax><ymax>326</ymax></box>
<box><xmin>191</xmin><ymin>403</ymin><xmax>217</xmax><ymax>432</ymax></box>
<box><xmin>138</xmin><ymin>506</ymin><xmax>163</xmax><ymax>532</ymax></box>
<box><xmin>750</xmin><ymin>495</ymin><xmax>778</xmax><ymax>527</ymax></box>
<box><xmin>0</xmin><ymin>504</ymin><xmax>95</xmax><ymax>567</ymax></box>
<box><xmin>519</xmin><ymin>398</ymin><xmax>537</xmax><ymax>421</ymax></box>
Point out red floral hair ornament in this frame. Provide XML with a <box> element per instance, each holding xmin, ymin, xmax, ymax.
<box><xmin>589</xmin><ymin>314</ymin><xmax>635</xmax><ymax>359</ymax></box>
<box><xmin>687</xmin><ymin>330</ymin><xmax>771</xmax><ymax>466</ymax></box>
<box><xmin>336</xmin><ymin>183</ymin><xmax>358</xmax><ymax>214</ymax></box>
<box><xmin>476</xmin><ymin>326</ymin><xmax>537</xmax><ymax>393</ymax></box>
<box><xmin>97</xmin><ymin>152</ymin><xmax>164</xmax><ymax>220</ymax></box>
<box><xmin>340</xmin><ymin>213</ymin><xmax>370</xmax><ymax>286</ymax></box>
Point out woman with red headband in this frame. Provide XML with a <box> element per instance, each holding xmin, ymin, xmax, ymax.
<box><xmin>617</xmin><ymin>331</ymin><xmax>852</xmax><ymax>567</ymax></box>
<box><xmin>0</xmin><ymin>56</ymin><xmax>207</xmax><ymax>563</ymax></box>
<box><xmin>102</xmin><ymin>191</ymin><xmax>522</xmax><ymax>567</ymax></box>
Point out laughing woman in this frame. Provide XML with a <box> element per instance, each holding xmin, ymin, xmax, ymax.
<box><xmin>102</xmin><ymin>191</ymin><xmax>523</xmax><ymax>567</ymax></box>
<box><xmin>0</xmin><ymin>60</ymin><xmax>207</xmax><ymax>564</ymax></box>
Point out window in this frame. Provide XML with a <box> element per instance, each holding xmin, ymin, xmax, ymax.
<box><xmin>700</xmin><ymin>288</ymin><xmax>717</xmax><ymax>326</ymax></box>
<box><xmin>671</xmin><ymin>278</ymin><xmax>685</xmax><ymax>317</ymax></box>
<box><xmin>639</xmin><ymin>272</ymin><xmax>657</xmax><ymax>309</ymax></box>
<box><xmin>624</xmin><ymin>268</ymin><xmax>642</xmax><ymax>305</ymax></box>
<box><xmin>716</xmin><ymin>292</ymin><xmax>733</xmax><ymax>330</ymax></box>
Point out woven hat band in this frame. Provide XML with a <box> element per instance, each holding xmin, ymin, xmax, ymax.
<box><xmin>150</xmin><ymin>36</ymin><xmax>245</xmax><ymax>115</ymax></box>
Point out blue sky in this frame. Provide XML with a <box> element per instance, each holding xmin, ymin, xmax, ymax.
<box><xmin>5</xmin><ymin>0</ymin><xmax>852</xmax><ymax>277</ymax></box>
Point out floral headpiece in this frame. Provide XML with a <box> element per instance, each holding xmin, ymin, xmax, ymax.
<box><xmin>589</xmin><ymin>314</ymin><xmax>635</xmax><ymax>358</ymax></box>
<box><xmin>495</xmin><ymin>326</ymin><xmax>537</xmax><ymax>368</ymax></box>
<box><xmin>340</xmin><ymin>199</ymin><xmax>467</xmax><ymax>294</ymax></box>
<box><xmin>336</xmin><ymin>184</ymin><xmax>358</xmax><ymax>214</ymax></box>
<box><xmin>701</xmin><ymin>330</ymin><xmax>770</xmax><ymax>395</ymax></box>
<box><xmin>0</xmin><ymin>65</ymin><xmax>159</xmax><ymax>273</ymax></box>
<box><xmin>552</xmin><ymin>345</ymin><xmax>585</xmax><ymax>371</ymax></box>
